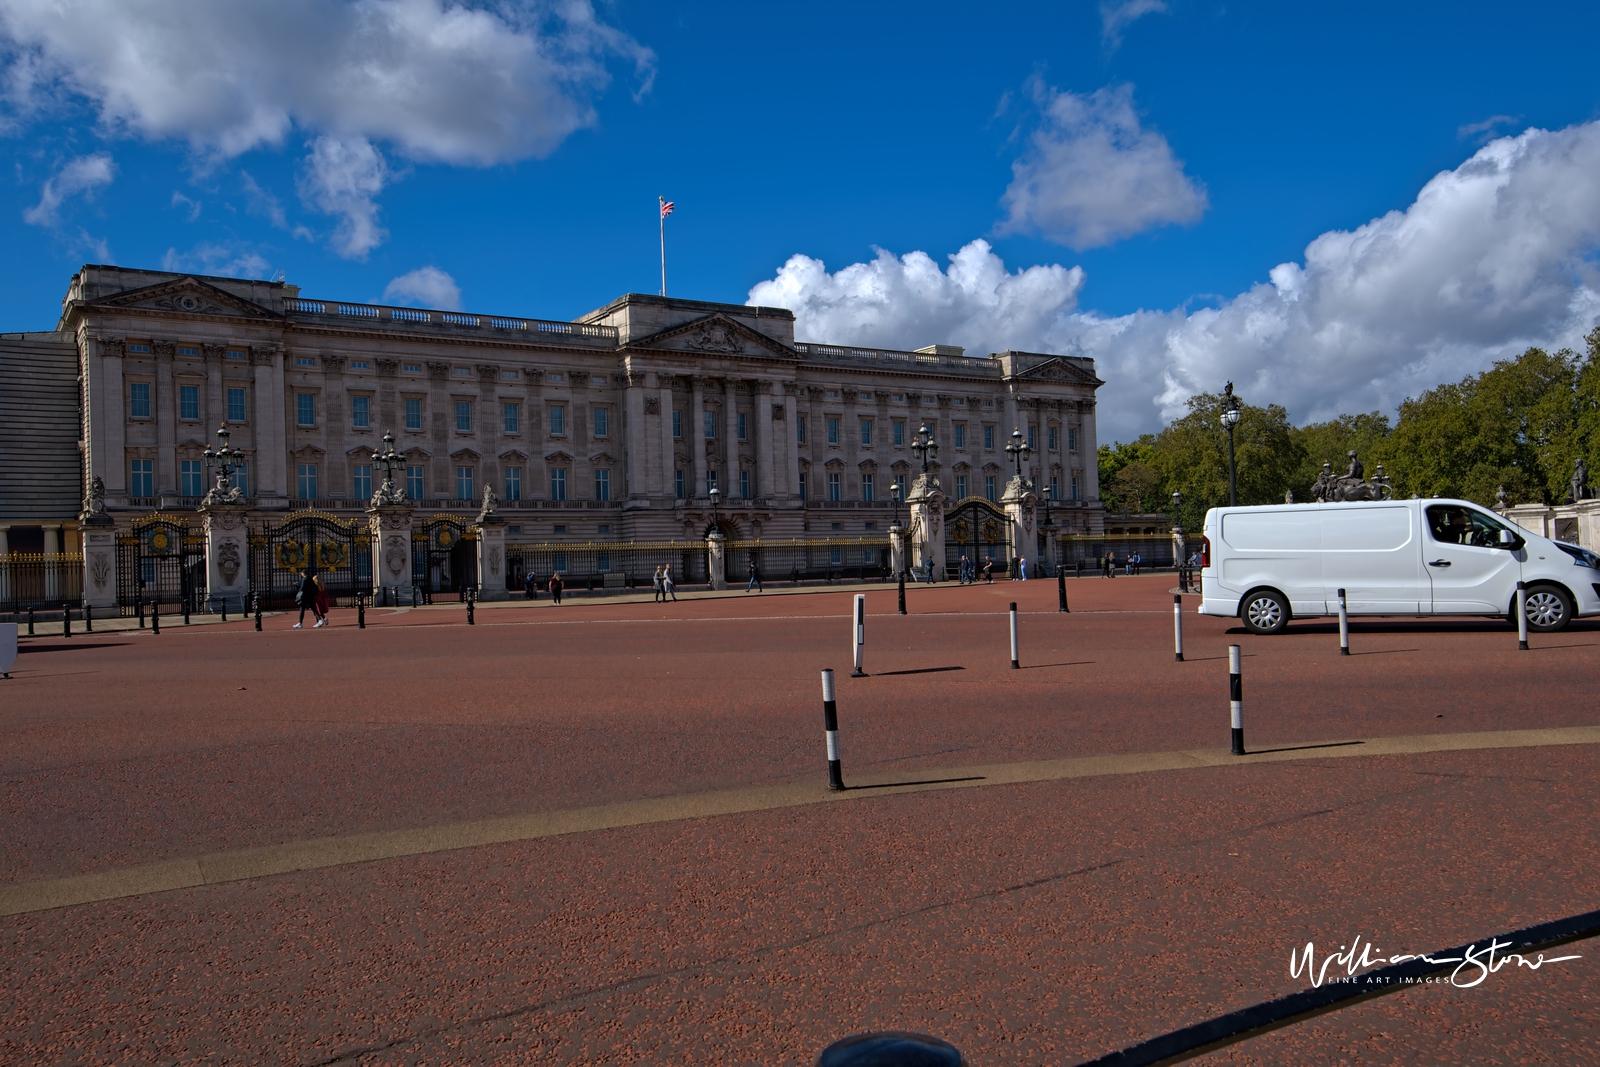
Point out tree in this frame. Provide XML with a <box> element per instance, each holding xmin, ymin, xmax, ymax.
<box><xmin>1146</xmin><ymin>393</ymin><xmax>1304</xmax><ymax>528</ymax></box>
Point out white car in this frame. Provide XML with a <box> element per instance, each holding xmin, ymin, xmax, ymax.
<box><xmin>1197</xmin><ymin>498</ymin><xmax>1600</xmax><ymax>635</ymax></box>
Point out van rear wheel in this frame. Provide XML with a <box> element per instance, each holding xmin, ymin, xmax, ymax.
<box><xmin>1241</xmin><ymin>589</ymin><xmax>1290</xmax><ymax>635</ymax></box>
<box><xmin>1523</xmin><ymin>584</ymin><xmax>1573</xmax><ymax>633</ymax></box>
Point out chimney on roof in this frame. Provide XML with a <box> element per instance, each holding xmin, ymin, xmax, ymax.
<box><xmin>914</xmin><ymin>344</ymin><xmax>965</xmax><ymax>358</ymax></box>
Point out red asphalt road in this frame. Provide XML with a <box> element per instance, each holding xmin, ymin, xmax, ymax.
<box><xmin>2</xmin><ymin>576</ymin><xmax>1596</xmax><ymax>1064</ymax></box>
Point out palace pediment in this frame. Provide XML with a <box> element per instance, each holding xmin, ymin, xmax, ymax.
<box><xmin>1009</xmin><ymin>354</ymin><xmax>1103</xmax><ymax>387</ymax></box>
<box><xmin>91</xmin><ymin>276</ymin><xmax>282</xmax><ymax>320</ymax></box>
<box><xmin>625</xmin><ymin>313</ymin><xmax>799</xmax><ymax>361</ymax></box>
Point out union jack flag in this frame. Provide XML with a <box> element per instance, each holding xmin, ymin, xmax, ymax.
<box><xmin>660</xmin><ymin>198</ymin><xmax>675</xmax><ymax>219</ymax></box>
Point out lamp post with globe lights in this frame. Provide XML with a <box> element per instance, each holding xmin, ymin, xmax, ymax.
<box><xmin>1221</xmin><ymin>383</ymin><xmax>1242</xmax><ymax>507</ymax></box>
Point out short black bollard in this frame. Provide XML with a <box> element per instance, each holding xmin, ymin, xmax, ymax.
<box><xmin>1337</xmin><ymin>587</ymin><xmax>1349</xmax><ymax>656</ymax></box>
<box><xmin>27</xmin><ymin>607</ymin><xmax>35</xmax><ymax>636</ymax></box>
<box><xmin>84</xmin><ymin>602</ymin><xmax>92</xmax><ymax>633</ymax></box>
<box><xmin>136</xmin><ymin>597</ymin><xmax>144</xmax><ymax>630</ymax></box>
<box><xmin>1229</xmin><ymin>644</ymin><xmax>1244</xmax><ymax>755</ymax></box>
<box><xmin>820</xmin><ymin>668</ymin><xmax>844</xmax><ymax>791</ymax></box>
<box><xmin>182</xmin><ymin>595</ymin><xmax>191</xmax><ymax>626</ymax></box>
<box><xmin>151</xmin><ymin>597</ymin><xmax>161</xmax><ymax>635</ymax></box>
<box><xmin>1173</xmin><ymin>594</ymin><xmax>1183</xmax><ymax>661</ymax></box>
<box><xmin>1009</xmin><ymin>601</ymin><xmax>1020</xmax><ymax>669</ymax></box>
<box><xmin>817</xmin><ymin>1032</ymin><xmax>962</xmax><ymax>1067</ymax></box>
<box><xmin>897</xmin><ymin>574</ymin><xmax>906</xmax><ymax>616</ymax></box>
<box><xmin>358</xmin><ymin>594</ymin><xmax>366</xmax><ymax>629</ymax></box>
<box><xmin>466</xmin><ymin>588</ymin><xmax>475</xmax><ymax>625</ymax></box>
<box><xmin>1516</xmin><ymin>580</ymin><xmax>1529</xmax><ymax>650</ymax></box>
<box><xmin>254</xmin><ymin>593</ymin><xmax>262</xmax><ymax>632</ymax></box>
<box><xmin>1058</xmin><ymin>568</ymin><xmax>1069</xmax><ymax>612</ymax></box>
<box><xmin>63</xmin><ymin>603</ymin><xmax>71</xmax><ymax>639</ymax></box>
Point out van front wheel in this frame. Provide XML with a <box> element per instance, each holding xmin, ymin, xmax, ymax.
<box><xmin>1241</xmin><ymin>589</ymin><xmax>1290</xmax><ymax>635</ymax></box>
<box><xmin>1523</xmin><ymin>584</ymin><xmax>1573</xmax><ymax>633</ymax></box>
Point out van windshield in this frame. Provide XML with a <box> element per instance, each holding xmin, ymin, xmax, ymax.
<box><xmin>1425</xmin><ymin>505</ymin><xmax>1509</xmax><ymax>548</ymax></box>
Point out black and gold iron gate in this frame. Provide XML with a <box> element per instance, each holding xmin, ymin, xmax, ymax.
<box><xmin>116</xmin><ymin>515</ymin><xmax>206</xmax><ymax>615</ymax></box>
<box><xmin>413</xmin><ymin>516</ymin><xmax>476</xmax><ymax>600</ymax></box>
<box><xmin>945</xmin><ymin>497</ymin><xmax>1012</xmax><ymax>574</ymax></box>
<box><xmin>250</xmin><ymin>511</ymin><xmax>368</xmax><ymax>609</ymax></box>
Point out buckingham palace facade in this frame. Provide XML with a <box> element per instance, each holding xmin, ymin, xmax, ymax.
<box><xmin>13</xmin><ymin>264</ymin><xmax>1105</xmax><ymax>565</ymax></box>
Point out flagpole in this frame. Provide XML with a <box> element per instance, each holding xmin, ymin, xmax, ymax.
<box><xmin>659</xmin><ymin>196</ymin><xmax>667</xmax><ymax>297</ymax></box>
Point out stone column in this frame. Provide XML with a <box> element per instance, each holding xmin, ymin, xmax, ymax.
<box><xmin>756</xmin><ymin>381</ymin><xmax>776</xmax><ymax>502</ymax></box>
<box><xmin>200</xmin><ymin>503</ymin><xmax>251</xmax><ymax>612</ymax></box>
<box><xmin>1001</xmin><ymin>474</ymin><xmax>1038</xmax><ymax>577</ymax></box>
<box><xmin>254</xmin><ymin>348</ymin><xmax>288</xmax><ymax>507</ymax></box>
<box><xmin>1079</xmin><ymin>400</ymin><xmax>1100</xmax><ymax>502</ymax></box>
<box><xmin>707</xmin><ymin>531</ymin><xmax>727</xmax><ymax>590</ymax></box>
<box><xmin>154</xmin><ymin>342</ymin><xmax>176</xmax><ymax>497</ymax></box>
<box><xmin>80</xmin><ymin>514</ymin><xmax>117</xmax><ymax>610</ymax></box>
<box><xmin>783</xmin><ymin>389</ymin><xmax>799</xmax><ymax>500</ymax></box>
<box><xmin>205</xmin><ymin>344</ymin><xmax>226</xmax><ymax>432</ymax></box>
<box><xmin>691</xmin><ymin>377</ymin><xmax>708</xmax><ymax>499</ymax></box>
<box><xmin>94</xmin><ymin>337</ymin><xmax>127</xmax><ymax>497</ymax></box>
<box><xmin>889</xmin><ymin>523</ymin><xmax>907</xmax><ymax>577</ymax></box>
<box><xmin>1570</xmin><ymin>499</ymin><xmax>1600</xmax><ymax>552</ymax></box>
<box><xmin>625</xmin><ymin>372</ymin><xmax>646</xmax><ymax>502</ymax></box>
<box><xmin>724</xmin><ymin>380</ymin><xmax>739</xmax><ymax>497</ymax></box>
<box><xmin>367</xmin><ymin>502</ymin><xmax>416</xmax><ymax>605</ymax></box>
<box><xmin>658</xmin><ymin>375</ymin><xmax>676</xmax><ymax>500</ymax></box>
<box><xmin>474</xmin><ymin>513</ymin><xmax>508</xmax><ymax>601</ymax></box>
<box><xmin>906</xmin><ymin>472</ymin><xmax>946</xmax><ymax>580</ymax></box>
<box><xmin>1003</xmin><ymin>392</ymin><xmax>1020</xmax><ymax>444</ymax></box>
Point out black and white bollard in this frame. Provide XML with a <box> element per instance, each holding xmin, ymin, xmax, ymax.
<box><xmin>897</xmin><ymin>574</ymin><xmax>907</xmax><ymax>616</ymax></box>
<box><xmin>851</xmin><ymin>593</ymin><xmax>866</xmax><ymax>677</ymax></box>
<box><xmin>1058</xmin><ymin>569</ymin><xmax>1069</xmax><ymax>612</ymax></box>
<box><xmin>1009</xmin><ymin>601</ymin><xmax>1020</xmax><ymax>669</ymax></box>
<box><xmin>821</xmin><ymin>668</ymin><xmax>844</xmax><ymax>791</ymax></box>
<box><xmin>466</xmin><ymin>588</ymin><xmax>475</xmax><ymax>626</ymax></box>
<box><xmin>62</xmin><ymin>603</ymin><xmax>71</xmax><ymax>639</ymax></box>
<box><xmin>1229</xmin><ymin>644</ymin><xmax>1244</xmax><ymax>755</ymax></box>
<box><xmin>1337</xmin><ymin>587</ymin><xmax>1349</xmax><ymax>656</ymax></box>
<box><xmin>1516</xmin><ymin>580</ymin><xmax>1528</xmax><ymax>650</ymax></box>
<box><xmin>1173</xmin><ymin>594</ymin><xmax>1184</xmax><ymax>661</ymax></box>
<box><xmin>254</xmin><ymin>593</ymin><xmax>262</xmax><ymax>632</ymax></box>
<box><xmin>358</xmin><ymin>594</ymin><xmax>366</xmax><ymax>629</ymax></box>
<box><xmin>151</xmin><ymin>597</ymin><xmax>160</xmax><ymax>635</ymax></box>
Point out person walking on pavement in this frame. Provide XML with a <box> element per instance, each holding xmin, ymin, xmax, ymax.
<box><xmin>652</xmin><ymin>565</ymin><xmax>665</xmax><ymax>603</ymax></box>
<box><xmin>294</xmin><ymin>568</ymin><xmax>317</xmax><ymax>628</ymax></box>
<box><xmin>524</xmin><ymin>571</ymin><xmax>537</xmax><ymax>601</ymax></box>
<box><xmin>549</xmin><ymin>572</ymin><xmax>564</xmax><ymax>605</ymax></box>
<box><xmin>662</xmin><ymin>563</ymin><xmax>677</xmax><ymax>602</ymax></box>
<box><xmin>1019</xmin><ymin>556</ymin><xmax>1028</xmax><ymax>581</ymax></box>
<box><xmin>313</xmin><ymin>571</ymin><xmax>330</xmax><ymax>626</ymax></box>
<box><xmin>981</xmin><ymin>558</ymin><xmax>994</xmax><ymax>584</ymax></box>
<box><xmin>746</xmin><ymin>559</ymin><xmax>763</xmax><ymax>592</ymax></box>
<box><xmin>923</xmin><ymin>556</ymin><xmax>934</xmax><ymax>583</ymax></box>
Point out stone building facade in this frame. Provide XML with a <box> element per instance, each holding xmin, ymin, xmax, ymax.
<box><xmin>48</xmin><ymin>265</ymin><xmax>1104</xmax><ymax>549</ymax></box>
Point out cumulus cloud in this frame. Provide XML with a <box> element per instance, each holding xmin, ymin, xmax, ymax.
<box><xmin>0</xmin><ymin>0</ymin><xmax>652</xmax><ymax>254</ymax></box>
<box><xmin>169</xmin><ymin>190</ymin><xmax>200</xmax><ymax>221</ymax></box>
<box><xmin>1100</xmin><ymin>0</ymin><xmax>1166</xmax><ymax>49</ymax></box>
<box><xmin>299</xmin><ymin>135</ymin><xmax>389</xmax><ymax>259</ymax></box>
<box><xmin>999</xmin><ymin>82</ymin><xmax>1207</xmax><ymax>250</ymax></box>
<box><xmin>383</xmin><ymin>265</ymin><xmax>461</xmax><ymax>310</ymax></box>
<box><xmin>161</xmin><ymin>242</ymin><xmax>272</xmax><ymax>279</ymax></box>
<box><xmin>752</xmin><ymin>121</ymin><xmax>1600</xmax><ymax>445</ymax></box>
<box><xmin>23</xmin><ymin>151</ymin><xmax>114</xmax><ymax>225</ymax></box>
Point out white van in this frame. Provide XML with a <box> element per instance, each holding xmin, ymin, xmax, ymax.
<box><xmin>1197</xmin><ymin>498</ymin><xmax>1600</xmax><ymax>634</ymax></box>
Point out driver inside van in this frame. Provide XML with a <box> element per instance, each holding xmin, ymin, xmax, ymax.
<box><xmin>1426</xmin><ymin>505</ymin><xmax>1501</xmax><ymax>548</ymax></box>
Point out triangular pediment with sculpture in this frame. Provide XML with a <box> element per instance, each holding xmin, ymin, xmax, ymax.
<box><xmin>626</xmin><ymin>313</ymin><xmax>798</xmax><ymax>361</ymax></box>
<box><xmin>91</xmin><ymin>276</ymin><xmax>283</xmax><ymax>320</ymax></box>
<box><xmin>1009</xmin><ymin>355</ymin><xmax>1103</xmax><ymax>387</ymax></box>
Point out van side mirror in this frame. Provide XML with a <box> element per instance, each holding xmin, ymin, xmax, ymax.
<box><xmin>1499</xmin><ymin>528</ymin><xmax>1521</xmax><ymax>548</ymax></box>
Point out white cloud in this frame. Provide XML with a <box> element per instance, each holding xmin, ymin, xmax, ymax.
<box><xmin>752</xmin><ymin>121</ymin><xmax>1600</xmax><ymax>445</ymax></box>
<box><xmin>0</xmin><ymin>0</ymin><xmax>652</xmax><ymax>253</ymax></box>
<box><xmin>999</xmin><ymin>82</ymin><xmax>1207</xmax><ymax>250</ymax></box>
<box><xmin>1100</xmin><ymin>0</ymin><xmax>1166</xmax><ymax>49</ymax></box>
<box><xmin>298</xmin><ymin>135</ymin><xmax>388</xmax><ymax>259</ymax></box>
<box><xmin>169</xmin><ymin>190</ymin><xmax>200</xmax><ymax>221</ymax></box>
<box><xmin>240</xmin><ymin>172</ymin><xmax>288</xmax><ymax>229</ymax></box>
<box><xmin>23</xmin><ymin>151</ymin><xmax>114</xmax><ymax>225</ymax></box>
<box><xmin>383</xmin><ymin>265</ymin><xmax>461</xmax><ymax>310</ymax></box>
<box><xmin>160</xmin><ymin>242</ymin><xmax>271</xmax><ymax>279</ymax></box>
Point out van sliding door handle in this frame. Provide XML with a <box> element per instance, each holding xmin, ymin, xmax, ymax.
<box><xmin>1428</xmin><ymin>559</ymin><xmax>1452</xmax><ymax>567</ymax></box>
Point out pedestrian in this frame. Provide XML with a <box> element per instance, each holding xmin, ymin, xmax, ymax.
<box><xmin>746</xmin><ymin>558</ymin><xmax>763</xmax><ymax>592</ymax></box>
<box><xmin>1124</xmin><ymin>555</ymin><xmax>1133</xmax><ymax>576</ymax></box>
<box><xmin>312</xmin><ymin>571</ymin><xmax>330</xmax><ymax>626</ymax></box>
<box><xmin>293</xmin><ymin>568</ymin><xmax>317</xmax><ymax>628</ymax></box>
<box><xmin>663</xmin><ymin>563</ymin><xmax>677</xmax><ymax>602</ymax></box>
<box><xmin>790</xmin><ymin>564</ymin><xmax>800</xmax><ymax>584</ymax></box>
<box><xmin>1019</xmin><ymin>556</ymin><xmax>1028</xmax><ymax>581</ymax></box>
<box><xmin>549</xmin><ymin>572</ymin><xmax>564</xmax><ymax>605</ymax></box>
<box><xmin>652</xmin><ymin>565</ymin><xmax>665</xmax><ymax>603</ymax></box>
<box><xmin>959</xmin><ymin>554</ymin><xmax>971</xmax><ymax>584</ymax></box>
<box><xmin>923</xmin><ymin>556</ymin><xmax>934</xmax><ymax>584</ymax></box>
<box><xmin>524</xmin><ymin>570</ymin><xmax>538</xmax><ymax>601</ymax></box>
<box><xmin>982</xmin><ymin>558</ymin><xmax>994</xmax><ymax>583</ymax></box>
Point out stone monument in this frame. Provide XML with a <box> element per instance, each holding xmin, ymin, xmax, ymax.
<box><xmin>198</xmin><ymin>432</ymin><xmax>250</xmax><ymax>613</ymax></box>
<box><xmin>1000</xmin><ymin>472</ymin><xmax>1038</xmax><ymax>576</ymax></box>
<box><xmin>472</xmin><ymin>484</ymin><xmax>508</xmax><ymax>601</ymax></box>
<box><xmin>906</xmin><ymin>470</ymin><xmax>946</xmax><ymax>581</ymax></box>
<box><xmin>706</xmin><ymin>529</ymin><xmax>727</xmax><ymax>590</ymax></box>
<box><xmin>366</xmin><ymin>431</ymin><xmax>415</xmax><ymax>605</ymax></box>
<box><xmin>78</xmin><ymin>475</ymin><xmax>118</xmax><ymax>611</ymax></box>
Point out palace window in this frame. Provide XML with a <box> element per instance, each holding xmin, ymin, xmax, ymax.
<box><xmin>983</xmin><ymin>425</ymin><xmax>995</xmax><ymax>450</ymax></box>
<box><xmin>453</xmin><ymin>367</ymin><xmax>471</xmax><ymax>377</ymax></box>
<box><xmin>860</xmin><ymin>419</ymin><xmax>872</xmax><ymax>446</ymax></box>
<box><xmin>1028</xmin><ymin>425</ymin><xmax>1037</xmax><ymax>450</ymax></box>
<box><xmin>403</xmin><ymin>363</ymin><xmax>422</xmax><ymax>374</ymax></box>
<box><xmin>954</xmin><ymin>423</ymin><xmax>966</xmax><ymax>449</ymax></box>
<box><xmin>501</xmin><ymin>369</ymin><xmax>517</xmax><ymax>380</ymax></box>
<box><xmin>354</xmin><ymin>464</ymin><xmax>372</xmax><ymax>499</ymax></box>
<box><xmin>234</xmin><ymin>462</ymin><xmax>249</xmax><ymax>497</ymax></box>
<box><xmin>129</xmin><ymin>382</ymin><xmax>151</xmax><ymax>419</ymax></box>
<box><xmin>406</xmin><ymin>465</ymin><xmax>424</xmax><ymax>499</ymax></box>
<box><xmin>456</xmin><ymin>401</ymin><xmax>472</xmax><ymax>433</ymax></box>
<box><xmin>404</xmin><ymin>398</ymin><xmax>422</xmax><ymax>431</ymax></box>
<box><xmin>704</xmin><ymin>411</ymin><xmax>716</xmax><ymax>439</ymax></box>
<box><xmin>1068</xmin><ymin>427</ymin><xmax>1078</xmax><ymax>451</ymax></box>
<box><xmin>956</xmin><ymin>474</ymin><xmax>968</xmax><ymax>499</ymax></box>
<box><xmin>180</xmin><ymin>460</ymin><xmax>203</xmax><ymax>497</ymax></box>
<box><xmin>737</xmin><ymin>412</ymin><xmax>748</xmax><ymax>441</ymax></box>
<box><xmin>828</xmin><ymin>472</ymin><xmax>841</xmax><ymax>501</ymax></box>
<box><xmin>179</xmin><ymin>385</ymin><xmax>199</xmax><ymax>421</ymax></box>
<box><xmin>797</xmin><ymin>416</ymin><xmax>806</xmax><ymax>444</ymax></box>
<box><xmin>505</xmin><ymin>467</ymin><xmax>522</xmax><ymax>501</ymax></box>
<box><xmin>893</xmin><ymin>420</ymin><xmax>904</xmax><ymax>446</ymax></box>
<box><xmin>985</xmin><ymin>475</ymin><xmax>997</xmax><ymax>502</ymax></box>
<box><xmin>739</xmin><ymin>470</ymin><xmax>750</xmax><ymax>499</ymax></box>
<box><xmin>225</xmin><ymin>349</ymin><xmax>246</xmax><ymax>360</ymax></box>
<box><xmin>352</xmin><ymin>395</ymin><xmax>370</xmax><ymax>429</ymax></box>
<box><xmin>595</xmin><ymin>469</ymin><xmax>611</xmax><ymax>501</ymax></box>
<box><xmin>799</xmin><ymin>475</ymin><xmax>808</xmax><ymax>501</ymax></box>
<box><xmin>1048</xmin><ymin>426</ymin><xmax>1058</xmax><ymax>451</ymax></box>
<box><xmin>352</xmin><ymin>361</ymin><xmax>370</xmax><ymax>371</ymax></box>
<box><xmin>706</xmin><ymin>470</ymin><xmax>718</xmax><ymax>495</ymax></box>
<box><xmin>296</xmin><ymin>393</ymin><xmax>315</xmax><ymax>427</ymax></box>
<box><xmin>1071</xmin><ymin>476</ymin><xmax>1081</xmax><ymax>501</ymax></box>
<box><xmin>504</xmin><ymin>403</ymin><xmax>520</xmax><ymax>434</ymax></box>
<box><xmin>297</xmin><ymin>463</ymin><xmax>318</xmax><ymax>500</ymax></box>
<box><xmin>296</xmin><ymin>357</ymin><xmax>315</xmax><ymax>367</ymax></box>
<box><xmin>227</xmin><ymin>388</ymin><xmax>247</xmax><ymax>422</ymax></box>
<box><xmin>550</xmin><ymin>468</ymin><xmax>567</xmax><ymax>500</ymax></box>
<box><xmin>549</xmin><ymin>404</ymin><xmax>566</xmax><ymax>435</ymax></box>
<box><xmin>130</xmin><ymin>459</ymin><xmax>153</xmax><ymax>497</ymax></box>
<box><xmin>456</xmin><ymin>466</ymin><xmax>474</xmax><ymax>501</ymax></box>
<box><xmin>672</xmin><ymin>410</ymin><xmax>682</xmax><ymax>439</ymax></box>
<box><xmin>178</xmin><ymin>347</ymin><xmax>198</xmax><ymax>357</ymax></box>
<box><xmin>1049</xmin><ymin>477</ymin><xmax>1060</xmax><ymax>501</ymax></box>
<box><xmin>127</xmin><ymin>343</ymin><xmax>150</xmax><ymax>354</ymax></box>
<box><xmin>675</xmin><ymin>470</ymin><xmax>685</xmax><ymax>499</ymax></box>
<box><xmin>826</xmin><ymin>418</ymin><xmax>839</xmax><ymax>445</ymax></box>
<box><xmin>594</xmin><ymin>406</ymin><xmax>609</xmax><ymax>437</ymax></box>
<box><xmin>861</xmin><ymin>473</ymin><xmax>874</xmax><ymax>501</ymax></box>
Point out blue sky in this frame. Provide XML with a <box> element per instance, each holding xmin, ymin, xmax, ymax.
<box><xmin>5</xmin><ymin>1</ymin><xmax>1600</xmax><ymax>439</ymax></box>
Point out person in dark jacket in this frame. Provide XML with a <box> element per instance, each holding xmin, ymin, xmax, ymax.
<box><xmin>549</xmin><ymin>572</ymin><xmax>564</xmax><ymax>605</ymax></box>
<box><xmin>524</xmin><ymin>571</ymin><xmax>537</xmax><ymax>600</ymax></box>
<box><xmin>746</xmin><ymin>559</ymin><xmax>762</xmax><ymax>592</ymax></box>
<box><xmin>294</xmin><ymin>569</ymin><xmax>317</xmax><ymax>628</ymax></box>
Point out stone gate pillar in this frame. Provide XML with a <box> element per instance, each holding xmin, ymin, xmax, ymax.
<box><xmin>367</xmin><ymin>502</ymin><xmax>415</xmax><ymax>606</ymax></box>
<box><xmin>906</xmin><ymin>472</ymin><xmax>946</xmax><ymax>580</ymax></box>
<box><xmin>707</xmin><ymin>531</ymin><xmax>727</xmax><ymax>590</ymax></box>
<box><xmin>200</xmin><ymin>501</ymin><xmax>251</xmax><ymax>612</ymax></box>
<box><xmin>889</xmin><ymin>523</ymin><xmax>907</xmax><ymax>578</ymax></box>
<box><xmin>79</xmin><ymin>478</ymin><xmax>117</xmax><ymax>610</ymax></box>
<box><xmin>1001</xmin><ymin>475</ymin><xmax>1037</xmax><ymax>577</ymax></box>
<box><xmin>473</xmin><ymin>486</ymin><xmax>508</xmax><ymax>602</ymax></box>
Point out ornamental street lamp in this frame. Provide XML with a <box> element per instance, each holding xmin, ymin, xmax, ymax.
<box><xmin>1040</xmin><ymin>485</ymin><xmax>1055</xmax><ymax>576</ymax></box>
<box><xmin>371</xmin><ymin>430</ymin><xmax>404</xmax><ymax>501</ymax></box>
<box><xmin>890</xmin><ymin>479</ymin><xmax>903</xmax><ymax>528</ymax></box>
<box><xmin>1005</xmin><ymin>428</ymin><xmax>1032</xmax><ymax>481</ymax></box>
<box><xmin>201</xmin><ymin>425</ymin><xmax>245</xmax><ymax>493</ymax></box>
<box><xmin>911</xmin><ymin>423</ymin><xmax>938</xmax><ymax>473</ymax></box>
<box><xmin>1220</xmin><ymin>383</ymin><xmax>1242</xmax><ymax>507</ymax></box>
<box><xmin>709</xmin><ymin>485</ymin><xmax>721</xmax><ymax>532</ymax></box>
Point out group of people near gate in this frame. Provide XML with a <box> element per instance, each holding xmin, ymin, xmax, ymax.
<box><xmin>1100</xmin><ymin>552</ymin><xmax>1145</xmax><ymax>577</ymax></box>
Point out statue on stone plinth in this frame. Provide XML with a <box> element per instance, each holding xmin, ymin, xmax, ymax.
<box><xmin>1571</xmin><ymin>458</ymin><xmax>1589</xmax><ymax>502</ymax></box>
<box><xmin>1310</xmin><ymin>451</ymin><xmax>1392</xmax><ymax>502</ymax></box>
